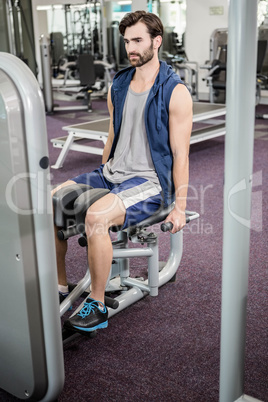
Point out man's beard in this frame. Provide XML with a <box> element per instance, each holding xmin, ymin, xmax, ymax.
<box><xmin>128</xmin><ymin>41</ymin><xmax>154</xmax><ymax>67</ymax></box>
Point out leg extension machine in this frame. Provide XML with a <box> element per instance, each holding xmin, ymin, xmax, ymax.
<box><xmin>53</xmin><ymin>185</ymin><xmax>199</xmax><ymax>331</ymax></box>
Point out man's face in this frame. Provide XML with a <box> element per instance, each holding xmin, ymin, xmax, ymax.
<box><xmin>124</xmin><ymin>22</ymin><xmax>155</xmax><ymax>67</ymax></box>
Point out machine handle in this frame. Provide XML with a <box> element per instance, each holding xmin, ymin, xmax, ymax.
<box><xmin>161</xmin><ymin>210</ymin><xmax>199</xmax><ymax>232</ymax></box>
<box><xmin>161</xmin><ymin>218</ymin><xmax>190</xmax><ymax>232</ymax></box>
<box><xmin>161</xmin><ymin>221</ymin><xmax>174</xmax><ymax>232</ymax></box>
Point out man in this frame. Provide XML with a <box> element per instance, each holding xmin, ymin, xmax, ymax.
<box><xmin>54</xmin><ymin>10</ymin><xmax>193</xmax><ymax>334</ymax></box>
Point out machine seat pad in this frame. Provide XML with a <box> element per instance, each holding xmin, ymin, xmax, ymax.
<box><xmin>53</xmin><ymin>183</ymin><xmax>92</xmax><ymax>228</ymax></box>
<box><xmin>74</xmin><ymin>189</ymin><xmax>174</xmax><ymax>234</ymax></box>
<box><xmin>57</xmin><ymin>186</ymin><xmax>175</xmax><ymax>237</ymax></box>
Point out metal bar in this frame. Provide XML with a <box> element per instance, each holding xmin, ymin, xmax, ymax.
<box><xmin>190</xmin><ymin>126</ymin><xmax>226</xmax><ymax>145</ymax></box>
<box><xmin>192</xmin><ymin>105</ymin><xmax>226</xmax><ymax>122</ymax></box>
<box><xmin>159</xmin><ymin>230</ymin><xmax>183</xmax><ymax>287</ymax></box>
<box><xmin>113</xmin><ymin>247</ymin><xmax>153</xmax><ymax>259</ymax></box>
<box><xmin>60</xmin><ymin>269</ymin><xmax>91</xmax><ymax>316</ymax></box>
<box><xmin>107</xmin><ymin>287</ymin><xmax>146</xmax><ymax>318</ymax></box>
<box><xmin>53</xmin><ymin>105</ymin><xmax>88</xmax><ymax>111</ymax></box>
<box><xmin>51</xmin><ymin>131</ymin><xmax>75</xmax><ymax>169</ymax></box>
<box><xmin>220</xmin><ymin>1</ymin><xmax>258</xmax><ymax>401</ymax></box>
<box><xmin>147</xmin><ymin>241</ymin><xmax>159</xmax><ymax>296</ymax></box>
<box><xmin>40</xmin><ymin>35</ymin><xmax>54</xmax><ymax>114</ymax></box>
<box><xmin>57</xmin><ymin>143</ymin><xmax>103</xmax><ymax>155</ymax></box>
<box><xmin>122</xmin><ymin>278</ymin><xmax>151</xmax><ymax>294</ymax></box>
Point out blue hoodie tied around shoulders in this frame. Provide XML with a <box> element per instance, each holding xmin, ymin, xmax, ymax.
<box><xmin>110</xmin><ymin>61</ymin><xmax>185</xmax><ymax>207</ymax></box>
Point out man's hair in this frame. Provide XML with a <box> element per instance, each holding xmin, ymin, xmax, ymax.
<box><xmin>119</xmin><ymin>10</ymin><xmax>164</xmax><ymax>40</ymax></box>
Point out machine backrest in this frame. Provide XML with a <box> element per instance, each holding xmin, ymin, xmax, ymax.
<box><xmin>78</xmin><ymin>53</ymin><xmax>96</xmax><ymax>87</ymax></box>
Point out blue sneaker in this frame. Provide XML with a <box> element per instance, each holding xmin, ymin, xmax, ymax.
<box><xmin>64</xmin><ymin>297</ymin><xmax>108</xmax><ymax>333</ymax></box>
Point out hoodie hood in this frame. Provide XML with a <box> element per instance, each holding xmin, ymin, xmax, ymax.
<box><xmin>153</xmin><ymin>62</ymin><xmax>180</xmax><ymax>131</ymax></box>
<box><xmin>112</xmin><ymin>61</ymin><xmax>177</xmax><ymax>91</ymax></box>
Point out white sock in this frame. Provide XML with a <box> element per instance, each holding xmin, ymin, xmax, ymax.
<box><xmin>58</xmin><ymin>284</ymin><xmax>69</xmax><ymax>294</ymax></box>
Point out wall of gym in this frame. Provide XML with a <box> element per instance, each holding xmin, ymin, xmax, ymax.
<box><xmin>0</xmin><ymin>0</ymin><xmax>267</xmax><ymax>101</ymax></box>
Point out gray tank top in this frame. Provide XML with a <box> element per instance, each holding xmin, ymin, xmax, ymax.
<box><xmin>103</xmin><ymin>86</ymin><xmax>160</xmax><ymax>185</ymax></box>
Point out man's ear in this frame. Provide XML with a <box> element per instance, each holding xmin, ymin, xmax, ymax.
<box><xmin>154</xmin><ymin>35</ymin><xmax>162</xmax><ymax>50</ymax></box>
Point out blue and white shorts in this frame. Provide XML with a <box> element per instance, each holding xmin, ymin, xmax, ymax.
<box><xmin>72</xmin><ymin>165</ymin><xmax>163</xmax><ymax>229</ymax></box>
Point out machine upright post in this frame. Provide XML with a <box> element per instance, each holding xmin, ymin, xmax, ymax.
<box><xmin>220</xmin><ymin>1</ymin><xmax>258</xmax><ymax>401</ymax></box>
<box><xmin>100</xmin><ymin>0</ymin><xmax>108</xmax><ymax>62</ymax></box>
<box><xmin>40</xmin><ymin>34</ymin><xmax>54</xmax><ymax>114</ymax></box>
<box><xmin>0</xmin><ymin>52</ymin><xmax>64</xmax><ymax>402</ymax></box>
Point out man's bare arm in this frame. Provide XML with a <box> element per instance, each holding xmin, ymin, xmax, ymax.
<box><xmin>102</xmin><ymin>86</ymin><xmax>115</xmax><ymax>164</ymax></box>
<box><xmin>165</xmin><ymin>84</ymin><xmax>193</xmax><ymax>233</ymax></box>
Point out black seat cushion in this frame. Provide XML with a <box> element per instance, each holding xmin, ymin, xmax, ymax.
<box><xmin>53</xmin><ymin>184</ymin><xmax>92</xmax><ymax>228</ymax></box>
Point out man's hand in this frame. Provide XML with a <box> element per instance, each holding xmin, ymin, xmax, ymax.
<box><xmin>164</xmin><ymin>207</ymin><xmax>186</xmax><ymax>234</ymax></box>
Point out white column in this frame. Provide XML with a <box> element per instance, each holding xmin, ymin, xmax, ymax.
<box><xmin>220</xmin><ymin>0</ymin><xmax>258</xmax><ymax>401</ymax></box>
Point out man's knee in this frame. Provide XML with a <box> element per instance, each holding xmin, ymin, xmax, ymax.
<box><xmin>84</xmin><ymin>194</ymin><xmax>125</xmax><ymax>237</ymax></box>
<box><xmin>51</xmin><ymin>180</ymin><xmax>76</xmax><ymax>197</ymax></box>
<box><xmin>84</xmin><ymin>207</ymin><xmax>110</xmax><ymax>237</ymax></box>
